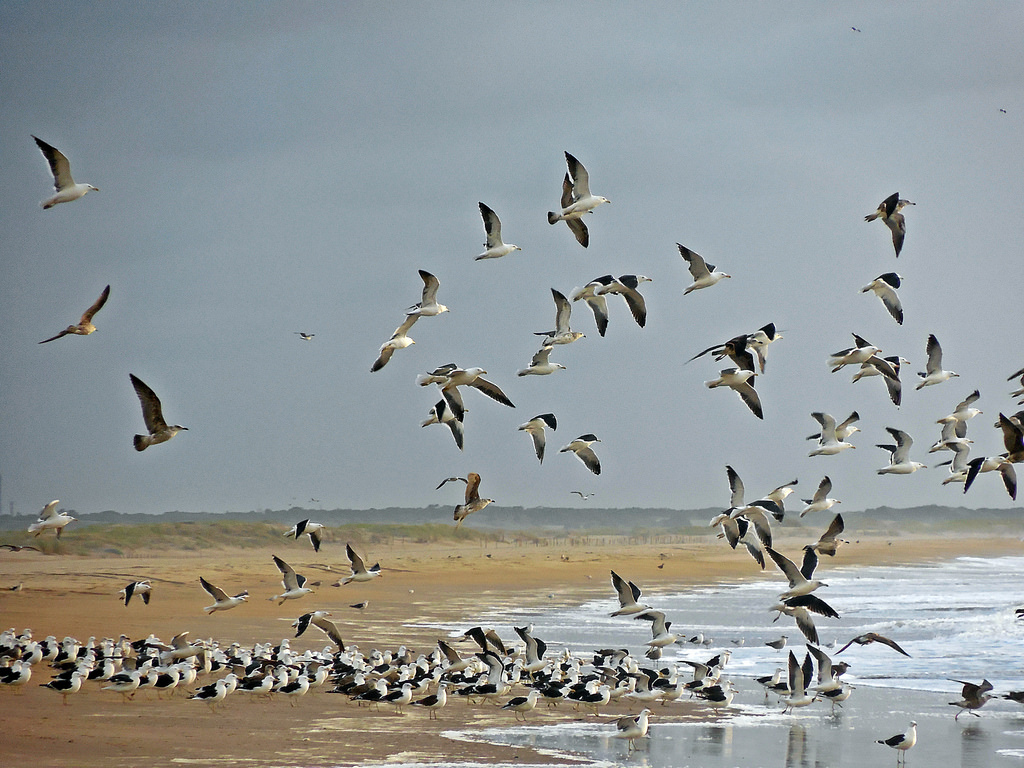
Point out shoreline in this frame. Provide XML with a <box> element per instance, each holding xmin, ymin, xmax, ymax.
<box><xmin>0</xmin><ymin>529</ymin><xmax>1021</xmax><ymax>767</ymax></box>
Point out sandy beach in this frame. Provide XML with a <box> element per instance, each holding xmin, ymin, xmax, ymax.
<box><xmin>1</xmin><ymin>525</ymin><xmax>1021</xmax><ymax>768</ymax></box>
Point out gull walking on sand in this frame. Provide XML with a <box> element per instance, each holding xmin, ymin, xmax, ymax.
<box><xmin>130</xmin><ymin>374</ymin><xmax>188</xmax><ymax>451</ymax></box>
<box><xmin>678</xmin><ymin>243</ymin><xmax>731</xmax><ymax>294</ymax></box>
<box><xmin>27</xmin><ymin>500</ymin><xmax>76</xmax><ymax>538</ymax></box>
<box><xmin>476</xmin><ymin>203</ymin><xmax>520</xmax><ymax>260</ymax></box>
<box><xmin>560</xmin><ymin>434</ymin><xmax>602</xmax><ymax>475</ymax></box>
<box><xmin>865</xmin><ymin>192</ymin><xmax>915</xmax><ymax>258</ymax></box>
<box><xmin>412</xmin><ymin>681</ymin><xmax>449</xmax><ymax>719</ymax></box>
<box><xmin>547</xmin><ymin>152</ymin><xmax>610</xmax><ymax>248</ymax></box>
<box><xmin>877</xmin><ymin>721</ymin><xmax>916</xmax><ymax>765</ymax></box>
<box><xmin>518</xmin><ymin>413</ymin><xmax>557</xmax><ymax>463</ymax></box>
<box><xmin>200</xmin><ymin>576</ymin><xmax>248</xmax><ymax>613</ymax></box>
<box><xmin>39</xmin><ymin>285</ymin><xmax>110</xmax><ymax>344</ymax></box>
<box><xmin>33</xmin><ymin>136</ymin><xmax>99</xmax><ymax>208</ymax></box>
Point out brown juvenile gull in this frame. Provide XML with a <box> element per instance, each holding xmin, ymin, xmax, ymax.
<box><xmin>33</xmin><ymin>135</ymin><xmax>99</xmax><ymax>208</ymax></box>
<box><xmin>39</xmin><ymin>285</ymin><xmax>110</xmax><ymax>343</ymax></box>
<box><xmin>130</xmin><ymin>374</ymin><xmax>188</xmax><ymax>451</ymax></box>
<box><xmin>835</xmin><ymin>632</ymin><xmax>910</xmax><ymax>657</ymax></box>
<box><xmin>949</xmin><ymin>679</ymin><xmax>993</xmax><ymax>720</ymax></box>
<box><xmin>446</xmin><ymin>472</ymin><xmax>494</xmax><ymax>528</ymax></box>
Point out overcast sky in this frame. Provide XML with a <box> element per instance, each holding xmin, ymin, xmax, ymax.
<box><xmin>2</xmin><ymin>2</ymin><xmax>1022</xmax><ymax>518</ymax></box>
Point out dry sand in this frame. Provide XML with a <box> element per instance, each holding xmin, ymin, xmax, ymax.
<box><xmin>0</xmin><ymin>526</ymin><xmax>1019</xmax><ymax>768</ymax></box>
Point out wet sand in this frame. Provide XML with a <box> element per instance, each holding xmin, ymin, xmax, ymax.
<box><xmin>0</xmin><ymin>527</ymin><xmax>1020</xmax><ymax>767</ymax></box>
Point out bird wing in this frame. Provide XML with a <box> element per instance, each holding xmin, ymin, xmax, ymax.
<box><xmin>81</xmin><ymin>285</ymin><xmax>111</xmax><ymax>323</ymax></box>
<box><xmin>311</xmin><ymin>615</ymin><xmax>346</xmax><ymax>649</ymax></box>
<box><xmin>552</xmin><ymin>289</ymin><xmax>572</xmax><ymax>333</ymax></box>
<box><xmin>479</xmin><ymin>202</ymin><xmax>502</xmax><ymax>247</ymax></box>
<box><xmin>564</xmin><ymin>151</ymin><xmax>591</xmax><ymax>198</ymax></box>
<box><xmin>610</xmin><ymin>570</ymin><xmax>641</xmax><ymax>606</ymax></box>
<box><xmin>468</xmin><ymin>377</ymin><xmax>515</xmax><ymax>407</ymax></box>
<box><xmin>273</xmin><ymin>555</ymin><xmax>299</xmax><ymax>590</ymax></box>
<box><xmin>616</xmin><ymin>282</ymin><xmax>647</xmax><ymax>327</ymax></box>
<box><xmin>391</xmin><ymin>313</ymin><xmax>419</xmax><ymax>339</ymax></box>
<box><xmin>726</xmin><ymin>465</ymin><xmax>745</xmax><ymax>508</ymax></box>
<box><xmin>733</xmin><ymin>379</ymin><xmax>763</xmax><ymax>419</ymax></box>
<box><xmin>566</xmin><ymin>217</ymin><xmax>589</xmax><ymax>247</ymax></box>
<box><xmin>435</xmin><ymin>476</ymin><xmax>467</xmax><ymax>490</ymax></box>
<box><xmin>677</xmin><ymin>244</ymin><xmax>710</xmax><ymax>280</ymax></box>
<box><xmin>419</xmin><ymin>270</ymin><xmax>441</xmax><ymax>305</ymax></box>
<box><xmin>581</xmin><ymin>294</ymin><xmax>609</xmax><ymax>337</ymax></box>
<box><xmin>813</xmin><ymin>476</ymin><xmax>832</xmax><ymax>504</ymax></box>
<box><xmin>346</xmin><ymin>544</ymin><xmax>366</xmax><ymax>573</ymax></box>
<box><xmin>868</xmin><ymin>632</ymin><xmax>911</xmax><ymax>657</ymax></box>
<box><xmin>811</xmin><ymin>412</ymin><xmax>837</xmax><ymax>442</ymax></box>
<box><xmin>130</xmin><ymin>374</ymin><xmax>168</xmax><ymax>432</ymax></box>
<box><xmin>465</xmin><ymin>472</ymin><xmax>482</xmax><ymax>503</ymax></box>
<box><xmin>799</xmin><ymin>546</ymin><xmax>818</xmax><ymax>580</ymax></box>
<box><xmin>785</xmin><ymin>593</ymin><xmax>839</xmax><ymax>619</ymax></box>
<box><xmin>531</xmin><ymin>346</ymin><xmax>553</xmax><ymax>366</ymax></box>
<box><xmin>574</xmin><ymin>445</ymin><xmax>601</xmax><ymax>475</ymax></box>
<box><xmin>925</xmin><ymin>334</ymin><xmax>943</xmax><ymax>374</ymax></box>
<box><xmin>887</xmin><ymin>428</ymin><xmax>913</xmax><ymax>463</ymax></box>
<box><xmin>34</xmin><ymin>136</ymin><xmax>75</xmax><ymax>190</ymax></box>
<box><xmin>38</xmin><ymin>500</ymin><xmax>60</xmax><ymax>521</ymax></box>
<box><xmin>765</xmin><ymin>546</ymin><xmax>803</xmax><ymax>587</ymax></box>
<box><xmin>818</xmin><ymin>513</ymin><xmax>844</xmax><ymax>543</ymax></box>
<box><xmin>200</xmin><ymin>576</ymin><xmax>228</xmax><ymax>601</ymax></box>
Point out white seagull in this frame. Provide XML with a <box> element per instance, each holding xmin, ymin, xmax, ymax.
<box><xmin>517</xmin><ymin>346</ymin><xmax>566</xmax><ymax>376</ymax></box>
<box><xmin>916</xmin><ymin>334</ymin><xmax>959</xmax><ymax>389</ymax></box>
<box><xmin>782</xmin><ymin>651</ymin><xmax>817</xmax><ymax>713</ymax></box>
<box><xmin>340</xmin><ymin>543</ymin><xmax>382</xmax><ymax>584</ymax></box>
<box><xmin>571</xmin><ymin>276</ymin><xmax>613</xmax><ymax>337</ymax></box>
<box><xmin>199</xmin><ymin>576</ymin><xmax>248</xmax><ymax>613</ymax></box>
<box><xmin>865</xmin><ymin>192</ymin><xmax>915</xmax><ymax>258</ymax></box>
<box><xmin>799</xmin><ymin>476</ymin><xmax>841</xmax><ymax>517</ymax></box>
<box><xmin>417</xmin><ymin>365</ymin><xmax>515</xmax><ymax>422</ymax></box>
<box><xmin>678</xmin><ymin>243</ymin><xmax>731</xmax><ymax>294</ymax></box>
<box><xmin>535</xmin><ymin>288</ymin><xmax>585</xmax><ymax>346</ymax></box>
<box><xmin>766</xmin><ymin>545</ymin><xmax>827</xmax><ymax>599</ymax></box>
<box><xmin>405</xmin><ymin>270</ymin><xmax>449</xmax><ymax>318</ymax></box>
<box><xmin>370</xmin><ymin>314</ymin><xmax>419</xmax><ymax>372</ymax></box>
<box><xmin>476</xmin><ymin>203</ymin><xmax>520</xmax><ymax>260</ymax></box>
<box><xmin>560</xmin><ymin>434</ymin><xmax>601</xmax><ymax>475</ymax></box>
<box><xmin>877</xmin><ymin>721</ymin><xmax>916</xmax><ymax>765</ymax></box>
<box><xmin>808</xmin><ymin>413</ymin><xmax>858</xmax><ymax>457</ymax></box>
<box><xmin>860</xmin><ymin>272</ymin><xmax>903</xmax><ymax>324</ymax></box>
<box><xmin>39</xmin><ymin>285</ymin><xmax>111</xmax><ymax>344</ymax></box>
<box><xmin>295</xmin><ymin>332</ymin><xmax>315</xmax><ymax>341</ymax></box>
<box><xmin>705</xmin><ymin>368</ymin><xmax>763</xmax><ymax>419</ymax></box>
<box><xmin>877</xmin><ymin>428</ymin><xmax>927</xmax><ymax>474</ymax></box>
<box><xmin>422</xmin><ymin>398</ymin><xmax>465</xmax><ymax>451</ymax></box>
<box><xmin>270</xmin><ymin>555</ymin><xmax>312</xmax><ymax>604</ymax></box>
<box><xmin>635</xmin><ymin>610</ymin><xmax>678</xmax><ymax>647</ymax></box>
<box><xmin>119</xmin><ymin>580</ymin><xmax>152</xmax><ymax>606</ymax></box>
<box><xmin>597</xmin><ymin>275</ymin><xmax>651</xmax><ymax>328</ymax></box>
<box><xmin>610</xmin><ymin>570</ymin><xmax>650</xmax><ymax>616</ymax></box>
<box><xmin>283</xmin><ymin>519</ymin><xmax>325</xmax><ymax>552</ymax></box>
<box><xmin>518</xmin><ymin>413</ymin><xmax>557</xmax><ymax>463</ymax></box>
<box><xmin>937</xmin><ymin>390</ymin><xmax>982</xmax><ymax>425</ymax></box>
<box><xmin>613</xmin><ymin>708</ymin><xmax>652</xmax><ymax>751</ymax></box>
<box><xmin>828</xmin><ymin>334</ymin><xmax>881</xmax><ymax>372</ymax></box>
<box><xmin>33</xmin><ymin>136</ymin><xmax>99</xmax><ymax>208</ymax></box>
<box><xmin>292</xmin><ymin>610</ymin><xmax>345</xmax><ymax>649</ymax></box>
<box><xmin>547</xmin><ymin>152</ymin><xmax>610</xmax><ymax>247</ymax></box>
<box><xmin>27</xmin><ymin>500</ymin><xmax>76</xmax><ymax>538</ymax></box>
<box><xmin>130</xmin><ymin>374</ymin><xmax>188</xmax><ymax>451</ymax></box>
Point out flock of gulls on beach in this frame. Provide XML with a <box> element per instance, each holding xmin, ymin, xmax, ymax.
<box><xmin>9</xmin><ymin>137</ymin><xmax>1024</xmax><ymax>765</ymax></box>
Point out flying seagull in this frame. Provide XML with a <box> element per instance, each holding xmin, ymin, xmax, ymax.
<box><xmin>39</xmin><ymin>285</ymin><xmax>110</xmax><ymax>344</ymax></box>
<box><xmin>877</xmin><ymin>427</ymin><xmax>927</xmax><ymax>474</ymax></box>
<box><xmin>119</xmin><ymin>580</ymin><xmax>152</xmax><ymax>606</ymax></box>
<box><xmin>609</xmin><ymin>570</ymin><xmax>650</xmax><ymax>616</ymax></box>
<box><xmin>340</xmin><ymin>543</ymin><xmax>382</xmax><ymax>584</ymax></box>
<box><xmin>452</xmin><ymin>472</ymin><xmax>494</xmax><ymax>528</ymax></box>
<box><xmin>405</xmin><ymin>270</ymin><xmax>449</xmax><ymax>318</ymax></box>
<box><xmin>916</xmin><ymin>334</ymin><xmax>958</xmax><ymax>388</ymax></box>
<box><xmin>828</xmin><ymin>334</ymin><xmax>881</xmax><ymax>372</ymax></box>
<box><xmin>860</xmin><ymin>272</ymin><xmax>903</xmax><ymax>324</ymax></box>
<box><xmin>865</xmin><ymin>192</ymin><xmax>915</xmax><ymax>257</ymax></box>
<box><xmin>678</xmin><ymin>243</ymin><xmax>731</xmax><ymax>294</ymax></box>
<box><xmin>518</xmin><ymin>413</ymin><xmax>557</xmax><ymax>463</ymax></box>
<box><xmin>422</xmin><ymin>398</ymin><xmax>465</xmax><ymax>451</ymax></box>
<box><xmin>835</xmin><ymin>632</ymin><xmax>910</xmax><ymax>657</ymax></box>
<box><xmin>571</xmin><ymin>276</ymin><xmax>614</xmax><ymax>337</ymax></box>
<box><xmin>800</xmin><ymin>476</ymin><xmax>841</xmax><ymax>517</ymax></box>
<box><xmin>560</xmin><ymin>434</ymin><xmax>601</xmax><ymax>475</ymax></box>
<box><xmin>597</xmin><ymin>275</ymin><xmax>651</xmax><ymax>328</ymax></box>
<box><xmin>371</xmin><ymin>314</ymin><xmax>418</xmax><ymax>372</ymax></box>
<box><xmin>283</xmin><ymin>519</ymin><xmax>325</xmax><ymax>552</ymax></box>
<box><xmin>130</xmin><ymin>374</ymin><xmax>188</xmax><ymax>451</ymax></box>
<box><xmin>27</xmin><ymin>500</ymin><xmax>76</xmax><ymax>538</ymax></box>
<box><xmin>705</xmin><ymin>368</ymin><xmax>763</xmax><ymax>419</ymax></box>
<box><xmin>33</xmin><ymin>136</ymin><xmax>99</xmax><ymax>208</ymax></box>
<box><xmin>476</xmin><ymin>202</ymin><xmax>520</xmax><ymax>260</ymax></box>
<box><xmin>292</xmin><ymin>610</ymin><xmax>345</xmax><ymax>649</ymax></box>
<box><xmin>417</xmin><ymin>365</ymin><xmax>515</xmax><ymax>422</ymax></box>
<box><xmin>517</xmin><ymin>346</ymin><xmax>566</xmax><ymax>376</ymax></box>
<box><xmin>877</xmin><ymin>721</ymin><xmax>916</xmax><ymax>765</ymax></box>
<box><xmin>808</xmin><ymin>413</ymin><xmax>858</xmax><ymax>456</ymax></box>
<box><xmin>535</xmin><ymin>288</ymin><xmax>585</xmax><ymax>346</ymax></box>
<box><xmin>199</xmin><ymin>576</ymin><xmax>248</xmax><ymax>613</ymax></box>
<box><xmin>547</xmin><ymin>152</ymin><xmax>610</xmax><ymax>247</ymax></box>
<box><xmin>295</xmin><ymin>332</ymin><xmax>315</xmax><ymax>341</ymax></box>
<box><xmin>270</xmin><ymin>555</ymin><xmax>312</xmax><ymax>604</ymax></box>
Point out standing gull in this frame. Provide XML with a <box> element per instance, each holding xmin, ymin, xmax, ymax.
<box><xmin>518</xmin><ymin>413</ymin><xmax>557</xmax><ymax>463</ymax></box>
<box><xmin>39</xmin><ymin>285</ymin><xmax>110</xmax><ymax>344</ymax></box>
<box><xmin>27</xmin><ymin>500</ymin><xmax>76</xmax><ymax>538</ymax></box>
<box><xmin>476</xmin><ymin>203</ymin><xmax>520</xmax><ymax>260</ymax></box>
<box><xmin>613</xmin><ymin>708</ymin><xmax>652</xmax><ymax>750</ymax></box>
<box><xmin>33</xmin><ymin>136</ymin><xmax>99</xmax><ymax>208</ymax></box>
<box><xmin>865</xmin><ymin>192</ymin><xmax>915</xmax><ymax>258</ymax></box>
<box><xmin>916</xmin><ymin>334</ymin><xmax>958</xmax><ymax>389</ymax></box>
<box><xmin>547</xmin><ymin>152</ymin><xmax>610</xmax><ymax>248</ymax></box>
<box><xmin>199</xmin><ymin>576</ymin><xmax>248</xmax><ymax>613</ymax></box>
<box><xmin>130</xmin><ymin>374</ymin><xmax>188</xmax><ymax>451</ymax></box>
<box><xmin>678</xmin><ymin>243</ymin><xmax>731</xmax><ymax>294</ymax></box>
<box><xmin>560</xmin><ymin>434</ymin><xmax>602</xmax><ymax>475</ymax></box>
<box><xmin>860</xmin><ymin>272</ymin><xmax>904</xmax><ymax>324</ymax></box>
<box><xmin>877</xmin><ymin>721</ymin><xmax>916</xmax><ymax>765</ymax></box>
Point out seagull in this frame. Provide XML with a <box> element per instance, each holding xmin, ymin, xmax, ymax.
<box><xmin>597</xmin><ymin>275</ymin><xmax>651</xmax><ymax>328</ymax></box>
<box><xmin>852</xmin><ymin>355</ymin><xmax>906</xmax><ymax>407</ymax></box>
<box><xmin>799</xmin><ymin>476</ymin><xmax>841</xmax><ymax>518</ymax></box>
<box><xmin>571</xmin><ymin>490</ymin><xmax>595</xmax><ymax>500</ymax></box>
<box><xmin>877</xmin><ymin>428</ymin><xmax>927</xmax><ymax>474</ymax></box>
<box><xmin>916</xmin><ymin>334</ymin><xmax>958</xmax><ymax>389</ymax></box>
<box><xmin>200</xmin><ymin>576</ymin><xmax>248</xmax><ymax>613</ymax></box>
<box><xmin>295</xmin><ymin>332</ymin><xmax>315</xmax><ymax>341</ymax></box>
<box><xmin>27</xmin><ymin>500</ymin><xmax>76</xmax><ymax>538</ymax></box>
<box><xmin>38</xmin><ymin>285</ymin><xmax>110</xmax><ymax>344</ymax></box>
<box><xmin>782</xmin><ymin>650</ymin><xmax>817</xmax><ymax>713</ymax></box>
<box><xmin>828</xmin><ymin>334</ymin><xmax>881</xmax><ymax>372</ymax></box>
<box><xmin>746</xmin><ymin>323</ymin><xmax>784</xmax><ymax>373</ymax></box>
<box><xmin>678</xmin><ymin>243</ymin><xmax>731</xmax><ymax>294</ymax></box>
<box><xmin>571</xmin><ymin>276</ymin><xmax>613</xmax><ymax>336</ymax></box>
<box><xmin>340</xmin><ymin>543</ymin><xmax>382</xmax><ymax>584</ymax></box>
<box><xmin>547</xmin><ymin>152</ymin><xmax>610</xmax><ymax>247</ymax></box>
<box><xmin>613</xmin><ymin>708</ymin><xmax>652</xmax><ymax>750</ymax></box>
<box><xmin>452</xmin><ymin>472</ymin><xmax>494</xmax><ymax>528</ymax></box>
<box><xmin>292</xmin><ymin>610</ymin><xmax>345</xmax><ymax>649</ymax></box>
<box><xmin>877</xmin><ymin>721</ymin><xmax>916</xmax><ymax>764</ymax></box>
<box><xmin>283</xmin><ymin>519</ymin><xmax>325</xmax><ymax>553</ymax></box>
<box><xmin>770</xmin><ymin>593</ymin><xmax>839</xmax><ymax>646</ymax></box>
<box><xmin>517</xmin><ymin>346</ymin><xmax>566</xmax><ymax>376</ymax></box>
<box><xmin>765</xmin><ymin>635</ymin><xmax>788</xmax><ymax>650</ymax></box>
<box><xmin>937</xmin><ymin>441</ymin><xmax>973</xmax><ymax>485</ymax></box>
<box><xmin>33</xmin><ymin>136</ymin><xmax>99</xmax><ymax>208</ymax></box>
<box><xmin>865</xmin><ymin>192</ymin><xmax>915</xmax><ymax>257</ymax></box>
<box><xmin>634</xmin><ymin>610</ymin><xmax>678</xmax><ymax>647</ymax></box>
<box><xmin>476</xmin><ymin>203</ymin><xmax>520</xmax><ymax>260</ymax></box>
<box><xmin>950</xmin><ymin>679</ymin><xmax>993</xmax><ymax>720</ymax></box>
<box><xmin>937</xmin><ymin>390</ymin><xmax>982</xmax><ymax>425</ymax></box>
<box><xmin>406</xmin><ymin>270</ymin><xmax>449</xmax><ymax>318</ymax></box>
<box><xmin>119</xmin><ymin>580</ymin><xmax>152</xmax><ymax>606</ymax></box>
<box><xmin>860</xmin><ymin>272</ymin><xmax>903</xmax><ymax>324</ymax></box>
<box><xmin>765</xmin><ymin>545</ymin><xmax>827</xmax><ymax>599</ymax></box>
<box><xmin>370</xmin><ymin>314</ymin><xmax>419</xmax><ymax>372</ymax></box>
<box><xmin>270</xmin><ymin>555</ymin><xmax>312</xmax><ymax>604</ymax></box>
<box><xmin>130</xmin><ymin>374</ymin><xmax>188</xmax><ymax>451</ymax></box>
<box><xmin>560</xmin><ymin>434</ymin><xmax>601</xmax><ymax>475</ymax></box>
<box><xmin>705</xmin><ymin>368</ymin><xmax>763</xmax><ymax>419</ymax></box>
<box><xmin>518</xmin><ymin>413</ymin><xmax>557</xmax><ymax>463</ymax></box>
<box><xmin>422</xmin><ymin>398</ymin><xmax>465</xmax><ymax>451</ymax></box>
<box><xmin>809</xmin><ymin>514</ymin><xmax>847</xmax><ymax>557</ymax></box>
<box><xmin>808</xmin><ymin>413</ymin><xmax>858</xmax><ymax>456</ymax></box>
<box><xmin>411</xmin><ymin>681</ymin><xmax>449</xmax><ymax>719</ymax></box>
<box><xmin>996</xmin><ymin>412</ymin><xmax>1024</xmax><ymax>462</ymax></box>
<box><xmin>835</xmin><ymin>632</ymin><xmax>910</xmax><ymax>657</ymax></box>
<box><xmin>963</xmin><ymin>455</ymin><xmax>1017</xmax><ymax>500</ymax></box>
<box><xmin>535</xmin><ymin>288</ymin><xmax>585</xmax><ymax>346</ymax></box>
<box><xmin>417</xmin><ymin>365</ymin><xmax>515</xmax><ymax>421</ymax></box>
<box><xmin>0</xmin><ymin>544</ymin><xmax>41</xmax><ymax>552</ymax></box>
<box><xmin>41</xmin><ymin>669</ymin><xmax>87</xmax><ymax>705</ymax></box>
<box><xmin>502</xmin><ymin>688</ymin><xmax>541</xmax><ymax>721</ymax></box>
<box><xmin>609</xmin><ymin>570</ymin><xmax>650</xmax><ymax>616</ymax></box>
